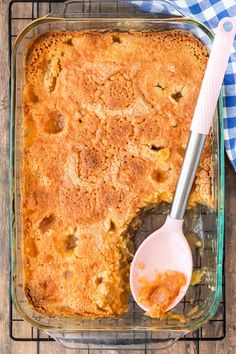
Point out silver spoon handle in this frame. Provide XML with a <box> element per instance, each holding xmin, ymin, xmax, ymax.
<box><xmin>170</xmin><ymin>131</ymin><xmax>206</xmax><ymax>220</ymax></box>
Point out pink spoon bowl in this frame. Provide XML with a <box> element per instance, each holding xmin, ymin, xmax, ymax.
<box><xmin>130</xmin><ymin>216</ymin><xmax>192</xmax><ymax>312</ymax></box>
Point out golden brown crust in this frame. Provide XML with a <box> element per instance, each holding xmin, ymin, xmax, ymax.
<box><xmin>23</xmin><ymin>30</ymin><xmax>211</xmax><ymax>317</ymax></box>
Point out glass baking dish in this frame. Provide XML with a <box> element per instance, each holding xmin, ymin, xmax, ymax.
<box><xmin>10</xmin><ymin>0</ymin><xmax>225</xmax><ymax>350</ymax></box>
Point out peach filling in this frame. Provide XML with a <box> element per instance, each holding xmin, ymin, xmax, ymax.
<box><xmin>138</xmin><ymin>270</ymin><xmax>187</xmax><ymax>318</ymax></box>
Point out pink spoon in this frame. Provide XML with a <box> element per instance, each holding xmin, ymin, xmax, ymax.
<box><xmin>130</xmin><ymin>17</ymin><xmax>236</xmax><ymax>313</ymax></box>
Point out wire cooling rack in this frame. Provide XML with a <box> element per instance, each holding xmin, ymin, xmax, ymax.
<box><xmin>8</xmin><ymin>0</ymin><xmax>226</xmax><ymax>344</ymax></box>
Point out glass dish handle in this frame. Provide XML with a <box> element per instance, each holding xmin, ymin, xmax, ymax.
<box><xmin>47</xmin><ymin>0</ymin><xmax>186</xmax><ymax>19</ymax></box>
<box><xmin>47</xmin><ymin>0</ymin><xmax>87</xmax><ymax>18</ymax></box>
<box><xmin>47</xmin><ymin>329</ymin><xmax>188</xmax><ymax>350</ymax></box>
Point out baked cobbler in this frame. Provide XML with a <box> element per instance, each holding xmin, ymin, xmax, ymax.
<box><xmin>22</xmin><ymin>30</ymin><xmax>211</xmax><ymax>317</ymax></box>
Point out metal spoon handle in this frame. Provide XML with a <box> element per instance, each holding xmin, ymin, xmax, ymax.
<box><xmin>170</xmin><ymin>132</ymin><xmax>206</xmax><ymax>219</ymax></box>
<box><xmin>170</xmin><ymin>17</ymin><xmax>236</xmax><ymax>220</ymax></box>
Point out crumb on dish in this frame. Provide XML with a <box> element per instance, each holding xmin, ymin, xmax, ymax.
<box><xmin>190</xmin><ymin>270</ymin><xmax>205</xmax><ymax>285</ymax></box>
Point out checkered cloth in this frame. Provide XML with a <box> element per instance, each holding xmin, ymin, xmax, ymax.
<box><xmin>134</xmin><ymin>0</ymin><xmax>236</xmax><ymax>170</ymax></box>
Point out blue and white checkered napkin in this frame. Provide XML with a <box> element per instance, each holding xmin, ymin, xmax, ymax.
<box><xmin>134</xmin><ymin>0</ymin><xmax>236</xmax><ymax>171</ymax></box>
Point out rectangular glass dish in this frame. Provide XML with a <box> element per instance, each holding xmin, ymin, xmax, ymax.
<box><xmin>10</xmin><ymin>0</ymin><xmax>225</xmax><ymax>350</ymax></box>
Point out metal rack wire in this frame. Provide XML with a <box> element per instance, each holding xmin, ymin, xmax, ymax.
<box><xmin>8</xmin><ymin>0</ymin><xmax>226</xmax><ymax>344</ymax></box>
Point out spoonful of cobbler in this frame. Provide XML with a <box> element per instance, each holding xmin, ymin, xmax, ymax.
<box><xmin>130</xmin><ymin>18</ymin><xmax>236</xmax><ymax>317</ymax></box>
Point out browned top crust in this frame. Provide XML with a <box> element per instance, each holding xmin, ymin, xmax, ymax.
<box><xmin>23</xmin><ymin>30</ymin><xmax>211</xmax><ymax>317</ymax></box>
